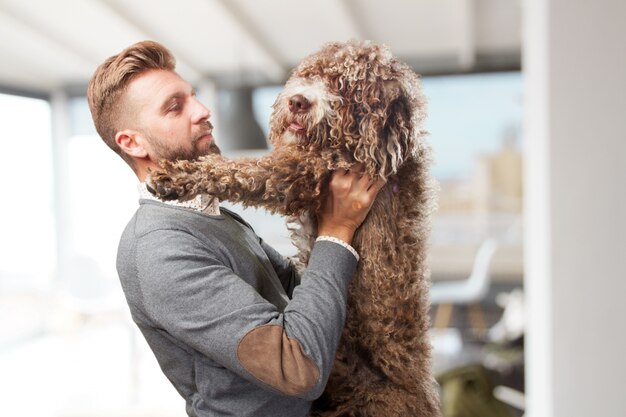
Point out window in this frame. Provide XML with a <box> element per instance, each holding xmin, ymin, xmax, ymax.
<box><xmin>254</xmin><ymin>72</ymin><xmax>524</xmax><ymax>279</ymax></box>
<box><xmin>0</xmin><ymin>93</ymin><xmax>54</xmax><ymax>289</ymax></box>
<box><xmin>0</xmin><ymin>93</ymin><xmax>54</xmax><ymax>347</ymax></box>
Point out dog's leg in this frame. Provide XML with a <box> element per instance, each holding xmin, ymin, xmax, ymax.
<box><xmin>149</xmin><ymin>148</ymin><xmax>330</xmax><ymax>217</ymax></box>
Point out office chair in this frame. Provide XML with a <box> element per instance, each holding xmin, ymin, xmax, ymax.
<box><xmin>430</xmin><ymin>238</ymin><xmax>499</xmax><ymax>332</ymax></box>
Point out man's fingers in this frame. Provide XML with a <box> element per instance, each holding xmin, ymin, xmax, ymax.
<box><xmin>331</xmin><ymin>167</ymin><xmax>386</xmax><ymax>197</ymax></box>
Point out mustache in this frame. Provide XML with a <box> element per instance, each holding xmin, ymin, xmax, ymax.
<box><xmin>193</xmin><ymin>121</ymin><xmax>214</xmax><ymax>142</ymax></box>
<box><xmin>201</xmin><ymin>120</ymin><xmax>213</xmax><ymax>133</ymax></box>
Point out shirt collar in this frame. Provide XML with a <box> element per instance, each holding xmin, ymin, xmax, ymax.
<box><xmin>137</xmin><ymin>182</ymin><xmax>221</xmax><ymax>216</ymax></box>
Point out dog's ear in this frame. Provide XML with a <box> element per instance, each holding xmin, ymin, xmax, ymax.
<box><xmin>353</xmin><ymin>80</ymin><xmax>414</xmax><ymax>179</ymax></box>
<box><xmin>382</xmin><ymin>79</ymin><xmax>402</xmax><ymax>102</ymax></box>
<box><xmin>382</xmin><ymin>92</ymin><xmax>414</xmax><ymax>175</ymax></box>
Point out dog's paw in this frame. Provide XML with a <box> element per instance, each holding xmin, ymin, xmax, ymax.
<box><xmin>147</xmin><ymin>162</ymin><xmax>190</xmax><ymax>201</ymax></box>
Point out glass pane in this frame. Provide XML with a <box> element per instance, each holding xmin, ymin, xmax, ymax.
<box><xmin>0</xmin><ymin>93</ymin><xmax>53</xmax><ymax>350</ymax></box>
<box><xmin>0</xmin><ymin>94</ymin><xmax>54</xmax><ymax>290</ymax></box>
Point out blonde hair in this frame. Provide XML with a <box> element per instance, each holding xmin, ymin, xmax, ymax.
<box><xmin>87</xmin><ymin>40</ymin><xmax>176</xmax><ymax>167</ymax></box>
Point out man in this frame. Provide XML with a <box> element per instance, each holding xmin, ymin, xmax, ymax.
<box><xmin>87</xmin><ymin>40</ymin><xmax>384</xmax><ymax>417</ymax></box>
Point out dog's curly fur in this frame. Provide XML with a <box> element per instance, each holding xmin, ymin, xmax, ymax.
<box><xmin>149</xmin><ymin>40</ymin><xmax>440</xmax><ymax>417</ymax></box>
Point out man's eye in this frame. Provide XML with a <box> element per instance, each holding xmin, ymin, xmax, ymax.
<box><xmin>168</xmin><ymin>104</ymin><xmax>181</xmax><ymax>113</ymax></box>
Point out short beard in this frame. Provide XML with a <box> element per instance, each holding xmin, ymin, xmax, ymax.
<box><xmin>149</xmin><ymin>131</ymin><xmax>221</xmax><ymax>162</ymax></box>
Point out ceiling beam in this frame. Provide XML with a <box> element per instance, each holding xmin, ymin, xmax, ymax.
<box><xmin>213</xmin><ymin>0</ymin><xmax>287</xmax><ymax>80</ymax></box>
<box><xmin>97</xmin><ymin>0</ymin><xmax>205</xmax><ymax>82</ymax></box>
<box><xmin>340</xmin><ymin>0</ymin><xmax>371</xmax><ymax>40</ymax></box>
<box><xmin>458</xmin><ymin>0</ymin><xmax>477</xmax><ymax>70</ymax></box>
<box><xmin>0</xmin><ymin>83</ymin><xmax>50</xmax><ymax>100</ymax></box>
<box><xmin>0</xmin><ymin>5</ymin><xmax>95</xmax><ymax>68</ymax></box>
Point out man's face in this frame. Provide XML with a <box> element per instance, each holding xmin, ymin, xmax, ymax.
<box><xmin>125</xmin><ymin>69</ymin><xmax>220</xmax><ymax>162</ymax></box>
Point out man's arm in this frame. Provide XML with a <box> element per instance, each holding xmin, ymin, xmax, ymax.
<box><xmin>259</xmin><ymin>167</ymin><xmax>385</xmax><ymax>298</ymax></box>
<box><xmin>137</xmin><ymin>229</ymin><xmax>356</xmax><ymax>400</ymax></box>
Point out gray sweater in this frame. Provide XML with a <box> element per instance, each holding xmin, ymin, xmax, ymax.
<box><xmin>116</xmin><ymin>199</ymin><xmax>357</xmax><ymax>417</ymax></box>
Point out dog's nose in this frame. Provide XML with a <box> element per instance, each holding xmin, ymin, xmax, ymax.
<box><xmin>288</xmin><ymin>94</ymin><xmax>311</xmax><ymax>113</ymax></box>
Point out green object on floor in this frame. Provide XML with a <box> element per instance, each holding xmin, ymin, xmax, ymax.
<box><xmin>437</xmin><ymin>364</ymin><xmax>515</xmax><ymax>417</ymax></box>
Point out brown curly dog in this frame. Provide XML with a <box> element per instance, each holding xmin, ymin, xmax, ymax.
<box><xmin>149</xmin><ymin>40</ymin><xmax>440</xmax><ymax>417</ymax></box>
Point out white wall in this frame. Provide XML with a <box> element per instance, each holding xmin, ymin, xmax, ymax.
<box><xmin>524</xmin><ymin>1</ymin><xmax>626</xmax><ymax>416</ymax></box>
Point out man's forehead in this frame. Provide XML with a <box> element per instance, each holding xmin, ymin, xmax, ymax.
<box><xmin>127</xmin><ymin>70</ymin><xmax>191</xmax><ymax>105</ymax></box>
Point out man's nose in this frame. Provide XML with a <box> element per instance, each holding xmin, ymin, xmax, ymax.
<box><xmin>288</xmin><ymin>94</ymin><xmax>311</xmax><ymax>114</ymax></box>
<box><xmin>192</xmin><ymin>98</ymin><xmax>211</xmax><ymax>123</ymax></box>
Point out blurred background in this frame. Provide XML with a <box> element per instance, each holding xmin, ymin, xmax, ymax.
<box><xmin>0</xmin><ymin>1</ymin><xmax>623</xmax><ymax>416</ymax></box>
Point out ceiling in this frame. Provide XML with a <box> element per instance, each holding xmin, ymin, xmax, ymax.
<box><xmin>0</xmin><ymin>0</ymin><xmax>521</xmax><ymax>96</ymax></box>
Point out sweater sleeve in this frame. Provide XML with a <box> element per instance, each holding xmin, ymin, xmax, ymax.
<box><xmin>136</xmin><ymin>228</ymin><xmax>356</xmax><ymax>400</ymax></box>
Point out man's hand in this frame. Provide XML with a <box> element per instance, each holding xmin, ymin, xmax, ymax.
<box><xmin>317</xmin><ymin>168</ymin><xmax>386</xmax><ymax>245</ymax></box>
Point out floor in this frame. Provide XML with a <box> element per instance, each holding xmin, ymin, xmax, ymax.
<box><xmin>0</xmin><ymin>303</ymin><xmax>185</xmax><ymax>417</ymax></box>
<box><xmin>1</xmin><ymin>284</ymin><xmax>524</xmax><ymax>417</ymax></box>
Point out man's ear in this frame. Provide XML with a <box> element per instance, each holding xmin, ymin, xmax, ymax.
<box><xmin>115</xmin><ymin>130</ymin><xmax>148</xmax><ymax>158</ymax></box>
